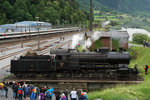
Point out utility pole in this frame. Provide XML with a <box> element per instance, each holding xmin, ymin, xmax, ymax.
<box><xmin>37</xmin><ymin>25</ymin><xmax>40</xmax><ymax>50</ymax></box>
<box><xmin>57</xmin><ymin>20</ymin><xmax>60</xmax><ymax>28</ymax></box>
<box><xmin>90</xmin><ymin>0</ymin><xmax>93</xmax><ymax>32</ymax></box>
<box><xmin>46</xmin><ymin>19</ymin><xmax>49</xmax><ymax>30</ymax></box>
<box><xmin>21</xmin><ymin>26</ymin><xmax>23</xmax><ymax>48</ymax></box>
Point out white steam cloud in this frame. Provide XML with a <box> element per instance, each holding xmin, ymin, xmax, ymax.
<box><xmin>71</xmin><ymin>31</ymin><xmax>102</xmax><ymax>50</ymax></box>
<box><xmin>82</xmin><ymin>38</ymin><xmax>92</xmax><ymax>50</ymax></box>
<box><xmin>91</xmin><ymin>31</ymin><xmax>101</xmax><ymax>41</ymax></box>
<box><xmin>71</xmin><ymin>34</ymin><xmax>84</xmax><ymax>49</ymax></box>
<box><xmin>102</xmin><ymin>21</ymin><xmax>110</xmax><ymax>27</ymax></box>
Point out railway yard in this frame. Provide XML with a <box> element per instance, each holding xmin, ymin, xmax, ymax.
<box><xmin>0</xmin><ymin>26</ymin><xmax>144</xmax><ymax>100</ymax></box>
<box><xmin>0</xmin><ymin>27</ymin><xmax>143</xmax><ymax>91</ymax></box>
<box><xmin>0</xmin><ymin>27</ymin><xmax>85</xmax><ymax>100</ymax></box>
<box><xmin>0</xmin><ymin>28</ymin><xmax>79</xmax><ymax>80</ymax></box>
<box><xmin>1</xmin><ymin>0</ymin><xmax>150</xmax><ymax>99</ymax></box>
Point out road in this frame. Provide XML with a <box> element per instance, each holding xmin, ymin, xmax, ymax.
<box><xmin>128</xmin><ymin>43</ymin><xmax>142</xmax><ymax>48</ymax></box>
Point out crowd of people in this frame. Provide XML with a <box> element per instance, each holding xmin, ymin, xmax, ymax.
<box><xmin>0</xmin><ymin>81</ymin><xmax>88</xmax><ymax>100</ymax></box>
<box><xmin>143</xmin><ymin>40</ymin><xmax>150</xmax><ymax>47</ymax></box>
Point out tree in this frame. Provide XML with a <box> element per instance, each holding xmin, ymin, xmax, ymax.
<box><xmin>13</xmin><ymin>9</ymin><xmax>26</xmax><ymax>21</ymax></box>
<box><xmin>2</xmin><ymin>1</ymin><xmax>14</xmax><ymax>19</ymax></box>
<box><xmin>132</xmin><ymin>33</ymin><xmax>149</xmax><ymax>44</ymax></box>
<box><xmin>0</xmin><ymin>0</ymin><xmax>88</xmax><ymax>25</ymax></box>
<box><xmin>29</xmin><ymin>4</ymin><xmax>37</xmax><ymax>19</ymax></box>
<box><xmin>24</xmin><ymin>12</ymin><xmax>33</xmax><ymax>21</ymax></box>
<box><xmin>43</xmin><ymin>7</ymin><xmax>60</xmax><ymax>24</ymax></box>
<box><xmin>14</xmin><ymin>0</ymin><xmax>28</xmax><ymax>12</ymax></box>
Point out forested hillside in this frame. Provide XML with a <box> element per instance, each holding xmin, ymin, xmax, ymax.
<box><xmin>0</xmin><ymin>0</ymin><xmax>88</xmax><ymax>25</ymax></box>
<box><xmin>77</xmin><ymin>0</ymin><xmax>150</xmax><ymax>16</ymax></box>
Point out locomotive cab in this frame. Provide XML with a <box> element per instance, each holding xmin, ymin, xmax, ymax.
<box><xmin>50</xmin><ymin>49</ymin><xmax>69</xmax><ymax>69</ymax></box>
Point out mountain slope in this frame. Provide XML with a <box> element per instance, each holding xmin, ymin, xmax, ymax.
<box><xmin>97</xmin><ymin>0</ymin><xmax>150</xmax><ymax>13</ymax></box>
<box><xmin>76</xmin><ymin>0</ymin><xmax>150</xmax><ymax>16</ymax></box>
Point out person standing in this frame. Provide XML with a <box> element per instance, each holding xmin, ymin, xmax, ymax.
<box><xmin>49</xmin><ymin>87</ymin><xmax>54</xmax><ymax>99</ymax></box>
<box><xmin>63</xmin><ymin>89</ymin><xmax>68</xmax><ymax>100</ymax></box>
<box><xmin>54</xmin><ymin>88</ymin><xmax>61</xmax><ymax>100</ymax></box>
<box><xmin>45</xmin><ymin>89</ymin><xmax>51</xmax><ymax>100</ymax></box>
<box><xmin>45</xmin><ymin>87</ymin><xmax>54</xmax><ymax>100</ymax></box>
<box><xmin>44</xmin><ymin>86</ymin><xmax>47</xmax><ymax>93</ymax></box>
<box><xmin>144</xmin><ymin>65</ymin><xmax>149</xmax><ymax>74</ymax></box>
<box><xmin>30</xmin><ymin>89</ymin><xmax>35</xmax><ymax>100</ymax></box>
<box><xmin>79</xmin><ymin>93</ymin><xmax>86</xmax><ymax>100</ymax></box>
<box><xmin>14</xmin><ymin>83</ymin><xmax>19</xmax><ymax>99</ymax></box>
<box><xmin>77</xmin><ymin>88</ymin><xmax>82</xmax><ymax>99</ymax></box>
<box><xmin>84</xmin><ymin>92</ymin><xmax>88</xmax><ymax>100</ymax></box>
<box><xmin>3</xmin><ymin>82</ymin><xmax>8</xmax><ymax>98</ymax></box>
<box><xmin>0</xmin><ymin>82</ymin><xmax>4</xmax><ymax>96</ymax></box>
<box><xmin>61</xmin><ymin>93</ymin><xmax>67</xmax><ymax>100</ymax></box>
<box><xmin>26</xmin><ymin>85</ymin><xmax>30</xmax><ymax>100</ymax></box>
<box><xmin>22</xmin><ymin>84</ymin><xmax>27</xmax><ymax>99</ymax></box>
<box><xmin>35</xmin><ymin>87</ymin><xmax>40</xmax><ymax>100</ymax></box>
<box><xmin>143</xmin><ymin>40</ymin><xmax>146</xmax><ymax>47</ymax></box>
<box><xmin>40</xmin><ymin>90</ymin><xmax>46</xmax><ymax>100</ymax></box>
<box><xmin>11</xmin><ymin>81</ymin><xmax>16</xmax><ymax>98</ymax></box>
<box><xmin>70</xmin><ymin>88</ymin><xmax>77</xmax><ymax>100</ymax></box>
<box><xmin>18</xmin><ymin>85</ymin><xmax>23</xmax><ymax>100</ymax></box>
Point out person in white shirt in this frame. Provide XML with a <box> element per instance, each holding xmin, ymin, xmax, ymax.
<box><xmin>70</xmin><ymin>88</ymin><xmax>77</xmax><ymax>100</ymax></box>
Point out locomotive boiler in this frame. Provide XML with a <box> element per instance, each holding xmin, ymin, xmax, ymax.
<box><xmin>10</xmin><ymin>48</ymin><xmax>139</xmax><ymax>80</ymax></box>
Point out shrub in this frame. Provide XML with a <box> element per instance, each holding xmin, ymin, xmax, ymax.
<box><xmin>129</xmin><ymin>48</ymin><xmax>137</xmax><ymax>60</ymax></box>
<box><xmin>132</xmin><ymin>33</ymin><xmax>149</xmax><ymax>44</ymax></box>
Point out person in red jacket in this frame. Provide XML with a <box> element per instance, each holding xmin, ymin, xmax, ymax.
<box><xmin>144</xmin><ymin>65</ymin><xmax>149</xmax><ymax>74</ymax></box>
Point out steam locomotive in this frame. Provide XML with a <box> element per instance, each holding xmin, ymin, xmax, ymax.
<box><xmin>10</xmin><ymin>48</ymin><xmax>139</xmax><ymax>80</ymax></box>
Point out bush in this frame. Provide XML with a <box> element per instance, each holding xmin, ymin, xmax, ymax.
<box><xmin>132</xmin><ymin>33</ymin><xmax>149</xmax><ymax>44</ymax></box>
<box><xmin>129</xmin><ymin>48</ymin><xmax>137</xmax><ymax>60</ymax></box>
<box><xmin>110</xmin><ymin>20</ymin><xmax>119</xmax><ymax>26</ymax></box>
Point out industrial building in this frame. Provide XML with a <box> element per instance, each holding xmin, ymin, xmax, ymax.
<box><xmin>90</xmin><ymin>31</ymin><xmax>129</xmax><ymax>51</ymax></box>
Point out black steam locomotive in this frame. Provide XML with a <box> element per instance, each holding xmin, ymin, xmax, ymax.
<box><xmin>11</xmin><ymin>48</ymin><xmax>139</xmax><ymax>80</ymax></box>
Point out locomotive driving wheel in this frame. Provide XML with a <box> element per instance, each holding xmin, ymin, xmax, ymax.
<box><xmin>77</xmin><ymin>70</ymin><xmax>86</xmax><ymax>78</ymax></box>
<box><xmin>63</xmin><ymin>70</ymin><xmax>73</xmax><ymax>78</ymax></box>
<box><xmin>87</xmin><ymin>70</ymin><xmax>97</xmax><ymax>79</ymax></box>
<box><xmin>97</xmin><ymin>70</ymin><xmax>104</xmax><ymax>79</ymax></box>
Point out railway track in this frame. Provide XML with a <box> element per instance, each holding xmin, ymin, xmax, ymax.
<box><xmin>0</xmin><ymin>32</ymin><xmax>75</xmax><ymax>61</ymax></box>
<box><xmin>0</xmin><ymin>31</ymin><xmax>83</xmax><ymax>81</ymax></box>
<box><xmin>0</xmin><ymin>39</ymin><xmax>71</xmax><ymax>70</ymax></box>
<box><xmin>38</xmin><ymin>40</ymin><xmax>71</xmax><ymax>55</ymax></box>
<box><xmin>0</xmin><ymin>48</ymin><xmax>31</xmax><ymax>60</ymax></box>
<box><xmin>5</xmin><ymin>77</ymin><xmax>143</xmax><ymax>84</ymax></box>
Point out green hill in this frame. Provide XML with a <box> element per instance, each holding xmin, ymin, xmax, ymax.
<box><xmin>0</xmin><ymin>0</ymin><xmax>88</xmax><ymax>25</ymax></box>
<box><xmin>76</xmin><ymin>0</ymin><xmax>150</xmax><ymax>16</ymax></box>
<box><xmin>88</xmin><ymin>46</ymin><xmax>150</xmax><ymax>100</ymax></box>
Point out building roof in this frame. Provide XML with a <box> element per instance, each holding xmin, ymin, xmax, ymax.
<box><xmin>100</xmin><ymin>32</ymin><xmax>111</xmax><ymax>37</ymax></box>
<box><xmin>15</xmin><ymin>21</ymin><xmax>52</xmax><ymax>26</ymax></box>
<box><xmin>99</xmin><ymin>31</ymin><xmax>129</xmax><ymax>38</ymax></box>
<box><xmin>0</xmin><ymin>21</ymin><xmax>52</xmax><ymax>28</ymax></box>
<box><xmin>111</xmin><ymin>31</ymin><xmax>130</xmax><ymax>38</ymax></box>
<box><xmin>0</xmin><ymin>24</ymin><xmax>16</xmax><ymax>27</ymax></box>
